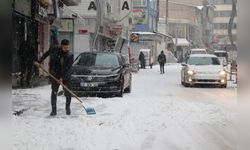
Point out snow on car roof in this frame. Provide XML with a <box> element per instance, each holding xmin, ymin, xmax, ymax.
<box><xmin>191</xmin><ymin>48</ymin><xmax>206</xmax><ymax>51</ymax></box>
<box><xmin>214</xmin><ymin>50</ymin><xmax>227</xmax><ymax>53</ymax></box>
<box><xmin>189</xmin><ymin>54</ymin><xmax>217</xmax><ymax>57</ymax></box>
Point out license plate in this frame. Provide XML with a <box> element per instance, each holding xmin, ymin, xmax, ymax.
<box><xmin>80</xmin><ymin>82</ymin><xmax>98</xmax><ymax>87</ymax></box>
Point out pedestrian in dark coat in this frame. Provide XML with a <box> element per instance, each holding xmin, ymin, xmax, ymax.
<box><xmin>37</xmin><ymin>39</ymin><xmax>74</xmax><ymax>116</ymax></box>
<box><xmin>18</xmin><ymin>36</ymin><xmax>36</xmax><ymax>87</ymax></box>
<box><xmin>139</xmin><ymin>51</ymin><xmax>145</xmax><ymax>69</ymax></box>
<box><xmin>158</xmin><ymin>51</ymin><xmax>167</xmax><ymax>74</ymax></box>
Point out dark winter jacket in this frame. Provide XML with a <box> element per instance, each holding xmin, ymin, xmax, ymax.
<box><xmin>158</xmin><ymin>53</ymin><xmax>166</xmax><ymax>64</ymax></box>
<box><xmin>38</xmin><ymin>47</ymin><xmax>74</xmax><ymax>80</ymax></box>
<box><xmin>139</xmin><ymin>52</ymin><xmax>145</xmax><ymax>62</ymax></box>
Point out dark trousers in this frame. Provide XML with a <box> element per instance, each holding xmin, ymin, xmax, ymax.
<box><xmin>51</xmin><ymin>77</ymin><xmax>72</xmax><ymax>112</ymax></box>
<box><xmin>20</xmin><ymin>60</ymin><xmax>33</xmax><ymax>86</ymax></box>
<box><xmin>160</xmin><ymin>63</ymin><xmax>165</xmax><ymax>74</ymax></box>
<box><xmin>140</xmin><ymin>60</ymin><xmax>145</xmax><ymax>69</ymax></box>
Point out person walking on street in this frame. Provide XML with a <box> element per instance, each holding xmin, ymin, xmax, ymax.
<box><xmin>158</xmin><ymin>51</ymin><xmax>167</xmax><ymax>74</ymax></box>
<box><xmin>139</xmin><ymin>51</ymin><xmax>145</xmax><ymax>69</ymax></box>
<box><xmin>37</xmin><ymin>39</ymin><xmax>74</xmax><ymax>116</ymax></box>
<box><xmin>18</xmin><ymin>35</ymin><xmax>36</xmax><ymax>87</ymax></box>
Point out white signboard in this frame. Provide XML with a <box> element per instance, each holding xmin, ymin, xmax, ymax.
<box><xmin>59</xmin><ymin>19</ymin><xmax>74</xmax><ymax>32</ymax></box>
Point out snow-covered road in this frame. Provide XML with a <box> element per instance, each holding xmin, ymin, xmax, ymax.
<box><xmin>12</xmin><ymin>64</ymin><xmax>237</xmax><ymax>150</ymax></box>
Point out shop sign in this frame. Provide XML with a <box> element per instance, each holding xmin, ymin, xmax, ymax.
<box><xmin>14</xmin><ymin>0</ymin><xmax>32</xmax><ymax>17</ymax></box>
<box><xmin>59</xmin><ymin>19</ymin><xmax>74</xmax><ymax>32</ymax></box>
<box><xmin>132</xmin><ymin>9</ymin><xmax>147</xmax><ymax>24</ymax></box>
<box><xmin>130</xmin><ymin>33</ymin><xmax>139</xmax><ymax>42</ymax></box>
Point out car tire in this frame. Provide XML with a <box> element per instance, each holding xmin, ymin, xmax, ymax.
<box><xmin>184</xmin><ymin>82</ymin><xmax>189</xmax><ymax>87</ymax></box>
<box><xmin>183</xmin><ymin>76</ymin><xmax>189</xmax><ymax>87</ymax></box>
<box><xmin>220</xmin><ymin>84</ymin><xmax>227</xmax><ymax>88</ymax></box>
<box><xmin>117</xmin><ymin>87</ymin><xmax>123</xmax><ymax>97</ymax></box>
<box><xmin>124</xmin><ymin>77</ymin><xmax>132</xmax><ymax>93</ymax></box>
<box><xmin>116</xmin><ymin>79</ymin><xmax>124</xmax><ymax>97</ymax></box>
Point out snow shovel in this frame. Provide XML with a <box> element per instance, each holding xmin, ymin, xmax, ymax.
<box><xmin>34</xmin><ymin>62</ymin><xmax>96</xmax><ymax>115</ymax></box>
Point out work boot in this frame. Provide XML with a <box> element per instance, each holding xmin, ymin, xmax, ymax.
<box><xmin>50</xmin><ymin>110</ymin><xmax>57</xmax><ymax>116</ymax></box>
<box><xmin>66</xmin><ymin>108</ymin><xmax>71</xmax><ymax>115</ymax></box>
<box><xmin>50</xmin><ymin>91</ymin><xmax>57</xmax><ymax>116</ymax></box>
<box><xmin>66</xmin><ymin>97</ymin><xmax>71</xmax><ymax>115</ymax></box>
<box><xmin>50</xmin><ymin>105</ymin><xmax>57</xmax><ymax>116</ymax></box>
<box><xmin>66</xmin><ymin>104</ymin><xmax>71</xmax><ymax>115</ymax></box>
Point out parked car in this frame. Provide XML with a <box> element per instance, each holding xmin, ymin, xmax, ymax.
<box><xmin>213</xmin><ymin>50</ymin><xmax>228</xmax><ymax>66</ymax></box>
<box><xmin>190</xmin><ymin>48</ymin><xmax>207</xmax><ymax>54</ymax></box>
<box><xmin>71</xmin><ymin>52</ymin><xmax>132</xmax><ymax>97</ymax></box>
<box><xmin>139</xmin><ymin>49</ymin><xmax>153</xmax><ymax>68</ymax></box>
<box><xmin>181</xmin><ymin>54</ymin><xmax>227</xmax><ymax>88</ymax></box>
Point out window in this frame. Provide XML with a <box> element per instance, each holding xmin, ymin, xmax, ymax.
<box><xmin>224</xmin><ymin>0</ymin><xmax>232</xmax><ymax>4</ymax></box>
<box><xmin>133</xmin><ymin>0</ymin><xmax>147</xmax><ymax>6</ymax></box>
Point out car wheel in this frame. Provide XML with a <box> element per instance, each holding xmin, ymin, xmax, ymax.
<box><xmin>124</xmin><ymin>77</ymin><xmax>132</xmax><ymax>93</ymax></box>
<box><xmin>184</xmin><ymin>82</ymin><xmax>189</xmax><ymax>87</ymax></box>
<box><xmin>220</xmin><ymin>84</ymin><xmax>227</xmax><ymax>88</ymax></box>
<box><xmin>117</xmin><ymin>86</ymin><xmax>123</xmax><ymax>97</ymax></box>
<box><xmin>183</xmin><ymin>76</ymin><xmax>189</xmax><ymax>87</ymax></box>
<box><xmin>116</xmin><ymin>79</ymin><xmax>124</xmax><ymax>97</ymax></box>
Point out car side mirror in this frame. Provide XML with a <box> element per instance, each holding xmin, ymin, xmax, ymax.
<box><xmin>181</xmin><ymin>63</ymin><xmax>187</xmax><ymax>67</ymax></box>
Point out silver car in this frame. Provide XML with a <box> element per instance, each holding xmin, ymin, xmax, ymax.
<box><xmin>181</xmin><ymin>54</ymin><xmax>227</xmax><ymax>88</ymax></box>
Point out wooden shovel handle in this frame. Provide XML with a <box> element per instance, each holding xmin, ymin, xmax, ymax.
<box><xmin>34</xmin><ymin>62</ymin><xmax>83</xmax><ymax>103</ymax></box>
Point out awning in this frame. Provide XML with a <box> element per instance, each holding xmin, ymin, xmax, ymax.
<box><xmin>131</xmin><ymin>32</ymin><xmax>173</xmax><ymax>43</ymax></box>
<box><xmin>173</xmin><ymin>38</ymin><xmax>190</xmax><ymax>46</ymax></box>
<box><xmin>132</xmin><ymin>32</ymin><xmax>155</xmax><ymax>35</ymax></box>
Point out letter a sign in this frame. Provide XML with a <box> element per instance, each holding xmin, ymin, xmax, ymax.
<box><xmin>120</xmin><ymin>0</ymin><xmax>130</xmax><ymax>11</ymax></box>
<box><xmin>122</xmin><ymin>1</ymin><xmax>129</xmax><ymax>10</ymax></box>
<box><xmin>88</xmin><ymin>1</ymin><xmax>97</xmax><ymax>10</ymax></box>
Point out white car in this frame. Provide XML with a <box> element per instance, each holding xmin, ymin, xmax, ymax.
<box><xmin>190</xmin><ymin>48</ymin><xmax>207</xmax><ymax>54</ymax></box>
<box><xmin>181</xmin><ymin>54</ymin><xmax>227</xmax><ymax>88</ymax></box>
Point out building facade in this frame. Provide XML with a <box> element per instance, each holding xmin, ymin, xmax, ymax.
<box><xmin>211</xmin><ymin>0</ymin><xmax>237</xmax><ymax>53</ymax></box>
<box><xmin>69</xmin><ymin>0</ymin><xmax>132</xmax><ymax>55</ymax></box>
<box><xmin>12</xmin><ymin>0</ymin><xmax>81</xmax><ymax>87</ymax></box>
<box><xmin>166</xmin><ymin>0</ymin><xmax>204</xmax><ymax>62</ymax></box>
<box><xmin>120</xmin><ymin>0</ymin><xmax>162</xmax><ymax>64</ymax></box>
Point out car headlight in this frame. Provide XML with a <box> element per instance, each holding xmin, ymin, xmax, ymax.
<box><xmin>187</xmin><ymin>70</ymin><xmax>195</xmax><ymax>75</ymax></box>
<box><xmin>219</xmin><ymin>70</ymin><xmax>226</xmax><ymax>76</ymax></box>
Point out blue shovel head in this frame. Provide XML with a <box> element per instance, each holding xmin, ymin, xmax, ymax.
<box><xmin>85</xmin><ymin>107</ymin><xmax>96</xmax><ymax>115</ymax></box>
<box><xmin>81</xmin><ymin>103</ymin><xmax>96</xmax><ymax>115</ymax></box>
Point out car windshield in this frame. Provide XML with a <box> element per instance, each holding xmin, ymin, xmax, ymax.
<box><xmin>214</xmin><ymin>52</ymin><xmax>227</xmax><ymax>57</ymax></box>
<box><xmin>187</xmin><ymin>57</ymin><xmax>220</xmax><ymax>65</ymax></box>
<box><xmin>74</xmin><ymin>53</ymin><xmax>120</xmax><ymax>67</ymax></box>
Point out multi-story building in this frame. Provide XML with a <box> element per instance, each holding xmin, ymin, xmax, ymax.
<box><xmin>121</xmin><ymin>0</ymin><xmax>169</xmax><ymax>64</ymax></box>
<box><xmin>211</xmin><ymin>0</ymin><xmax>237</xmax><ymax>53</ymax></box>
<box><xmin>166</xmin><ymin>0</ymin><xmax>204</xmax><ymax>62</ymax></box>
<box><xmin>69</xmin><ymin>0</ymin><xmax>132</xmax><ymax>55</ymax></box>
